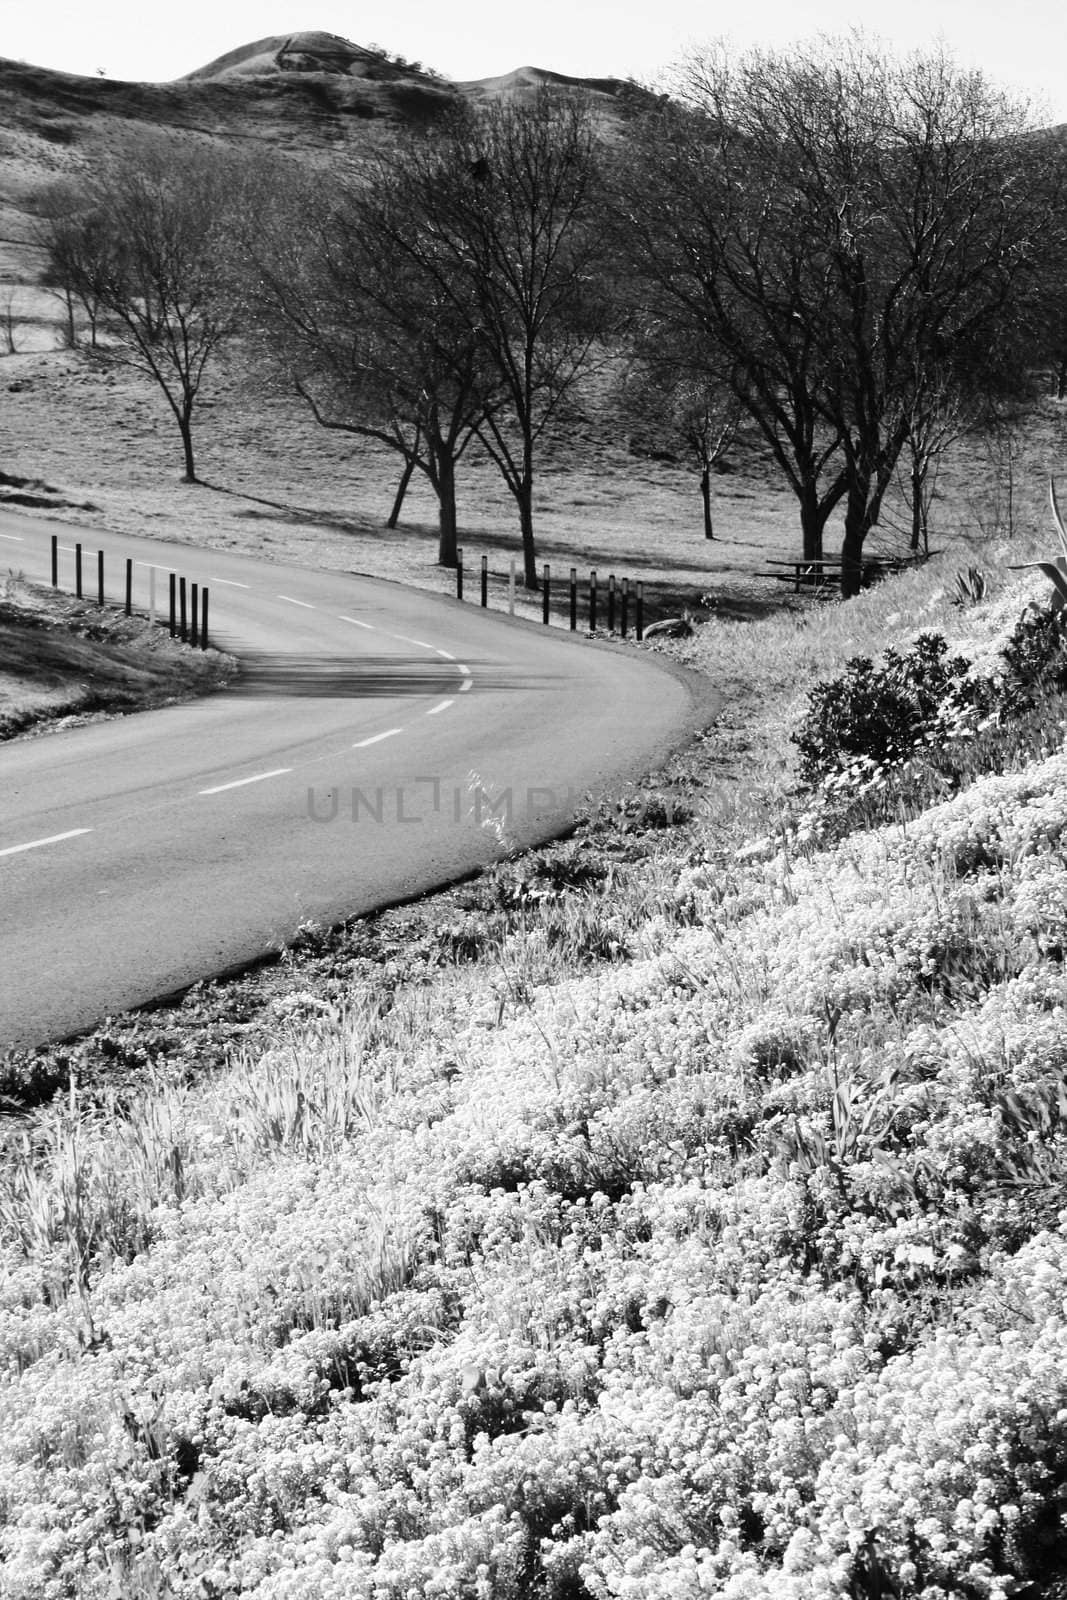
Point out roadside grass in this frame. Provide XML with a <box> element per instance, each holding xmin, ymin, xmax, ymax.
<box><xmin>0</xmin><ymin>574</ymin><xmax>235</xmax><ymax>738</ymax></box>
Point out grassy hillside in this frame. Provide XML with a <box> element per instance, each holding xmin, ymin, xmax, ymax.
<box><xmin>1</xmin><ymin>538</ymin><xmax>1065</xmax><ymax>1598</ymax></box>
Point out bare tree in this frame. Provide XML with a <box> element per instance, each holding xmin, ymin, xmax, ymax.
<box><xmin>34</xmin><ymin>182</ymin><xmax>104</xmax><ymax>348</ymax></box>
<box><xmin>620</xmin><ymin>353</ymin><xmax>741</xmax><ymax>539</ymax></box>
<box><xmin>239</xmin><ymin>164</ymin><xmax>497</xmax><ymax>568</ymax></box>
<box><xmin>36</xmin><ymin>133</ymin><xmax>240</xmax><ymax>481</ymax></box>
<box><xmin>621</xmin><ymin>40</ymin><xmax>1061</xmax><ymax>594</ymax></box>
<box><xmin>370</xmin><ymin>89</ymin><xmax>611</xmax><ymax>587</ymax></box>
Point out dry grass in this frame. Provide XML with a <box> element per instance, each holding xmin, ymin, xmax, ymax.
<box><xmin>0</xmin><ymin>573</ymin><xmax>235</xmax><ymax>738</ymax></box>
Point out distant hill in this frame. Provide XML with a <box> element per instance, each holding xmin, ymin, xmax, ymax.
<box><xmin>181</xmin><ymin>30</ymin><xmax>432</xmax><ymax>83</ymax></box>
<box><xmin>0</xmin><ymin>33</ymin><xmax>652</xmax><ymax>276</ymax></box>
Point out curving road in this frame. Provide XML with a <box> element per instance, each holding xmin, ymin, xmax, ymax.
<box><xmin>0</xmin><ymin>513</ymin><xmax>717</xmax><ymax>1049</ymax></box>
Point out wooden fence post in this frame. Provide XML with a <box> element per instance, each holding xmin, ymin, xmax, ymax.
<box><xmin>97</xmin><ymin>550</ymin><xmax>104</xmax><ymax>607</ymax></box>
<box><xmin>125</xmin><ymin>558</ymin><xmax>133</xmax><ymax>616</ymax></box>
<box><xmin>569</xmin><ymin>567</ymin><xmax>577</xmax><ymax>631</ymax></box>
<box><xmin>542</xmin><ymin>564</ymin><xmax>550</xmax><ymax>625</ymax></box>
<box><xmin>50</xmin><ymin>535</ymin><xmax>57</xmax><ymax>588</ymax></box>
<box><xmin>457</xmin><ymin>548</ymin><xmax>464</xmax><ymax>600</ymax></box>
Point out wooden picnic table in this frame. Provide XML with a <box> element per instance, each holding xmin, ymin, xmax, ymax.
<box><xmin>765</xmin><ymin>553</ymin><xmax>929</xmax><ymax>593</ymax></box>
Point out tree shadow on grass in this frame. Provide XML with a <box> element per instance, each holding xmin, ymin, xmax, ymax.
<box><xmin>198</xmin><ymin>477</ymin><xmax>380</xmax><ymax>538</ymax></box>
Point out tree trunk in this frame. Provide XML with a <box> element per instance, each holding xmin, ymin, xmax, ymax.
<box><xmin>841</xmin><ymin>491</ymin><xmax>867</xmax><ymax>598</ymax></box>
<box><xmin>179</xmin><ymin>409</ymin><xmax>196</xmax><ymax>483</ymax></box>
<box><xmin>387</xmin><ymin>453</ymin><xmax>418</xmax><ymax>529</ymax></box>
<box><xmin>700</xmin><ymin>465</ymin><xmax>714</xmax><ymax>540</ymax></box>
<box><xmin>1055</xmin><ymin>357</ymin><xmax>1067</xmax><ymax>401</ymax></box>
<box><xmin>518</xmin><ymin>478</ymin><xmax>538</xmax><ymax>589</ymax></box>
<box><xmin>799</xmin><ymin>481</ymin><xmax>824</xmax><ymax>562</ymax></box>
<box><xmin>436</xmin><ymin>454</ymin><xmax>459</xmax><ymax>567</ymax></box>
<box><xmin>910</xmin><ymin>456</ymin><xmax>924</xmax><ymax>553</ymax></box>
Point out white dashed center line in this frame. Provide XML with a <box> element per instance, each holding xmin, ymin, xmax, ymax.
<box><xmin>352</xmin><ymin>729</ymin><xmax>403</xmax><ymax>748</ymax></box>
<box><xmin>199</xmin><ymin>768</ymin><xmax>292</xmax><ymax>796</ymax></box>
<box><xmin>0</xmin><ymin>828</ymin><xmax>92</xmax><ymax>859</ymax></box>
<box><xmin>391</xmin><ymin>633</ymin><xmax>434</xmax><ymax>650</ymax></box>
<box><xmin>277</xmin><ymin>595</ymin><xmax>315</xmax><ymax>609</ymax></box>
<box><xmin>212</xmin><ymin>577</ymin><xmax>250</xmax><ymax>588</ymax></box>
<box><xmin>0</xmin><ymin>533</ymin><xmax>24</xmax><ymax>542</ymax></box>
<box><xmin>339</xmin><ymin>615</ymin><xmax>375</xmax><ymax>629</ymax></box>
<box><xmin>426</xmin><ymin>700</ymin><xmax>454</xmax><ymax>716</ymax></box>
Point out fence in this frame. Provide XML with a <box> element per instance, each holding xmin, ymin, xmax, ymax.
<box><xmin>455</xmin><ymin>549</ymin><xmax>646</xmax><ymax>640</ymax></box>
<box><xmin>49</xmin><ymin>534</ymin><xmax>211</xmax><ymax>650</ymax></box>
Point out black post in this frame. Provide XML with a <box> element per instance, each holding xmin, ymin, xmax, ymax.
<box><xmin>179</xmin><ymin>576</ymin><xmax>187</xmax><ymax>642</ymax></box>
<box><xmin>201</xmin><ymin>587</ymin><xmax>209</xmax><ymax>650</ymax></box>
<box><xmin>190</xmin><ymin>582</ymin><xmax>199</xmax><ymax>648</ymax></box>
<box><xmin>569</xmin><ymin>567</ymin><xmax>577</xmax><ymax>631</ymax></box>
<box><xmin>589</xmin><ymin>570</ymin><xmax>597</xmax><ymax>633</ymax></box>
<box><xmin>620</xmin><ymin>577</ymin><xmax>629</xmax><ymax>639</ymax></box>
<box><xmin>457</xmin><ymin>548</ymin><xmax>463</xmax><ymax>601</ymax></box>
<box><xmin>125</xmin><ymin>558</ymin><xmax>133</xmax><ymax>617</ymax></box>
<box><xmin>97</xmin><ymin>550</ymin><xmax>104</xmax><ymax>607</ymax></box>
<box><xmin>75</xmin><ymin>543</ymin><xmax>82</xmax><ymax>599</ymax></box>
<box><xmin>636</xmin><ymin>582</ymin><xmax>645</xmax><ymax>642</ymax></box>
<box><xmin>607</xmin><ymin>574</ymin><xmax>616</xmax><ymax>633</ymax></box>
<box><xmin>542</xmin><ymin>564</ymin><xmax>550</xmax><ymax>625</ymax></box>
<box><xmin>169</xmin><ymin>572</ymin><xmax>176</xmax><ymax>637</ymax></box>
<box><xmin>480</xmin><ymin>553</ymin><xmax>488</xmax><ymax>608</ymax></box>
<box><xmin>50</xmin><ymin>534</ymin><xmax>58</xmax><ymax>589</ymax></box>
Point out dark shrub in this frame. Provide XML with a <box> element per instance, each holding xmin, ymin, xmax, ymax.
<box><xmin>792</xmin><ymin>633</ymin><xmax>985</xmax><ymax>785</ymax></box>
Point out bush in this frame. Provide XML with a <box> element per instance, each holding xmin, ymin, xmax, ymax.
<box><xmin>792</xmin><ymin>633</ymin><xmax>985</xmax><ymax>785</ymax></box>
<box><xmin>1000</xmin><ymin>604</ymin><xmax>1067</xmax><ymax>705</ymax></box>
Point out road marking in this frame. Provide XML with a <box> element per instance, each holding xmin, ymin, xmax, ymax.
<box><xmin>0</xmin><ymin>533</ymin><xmax>24</xmax><ymax>542</ymax></box>
<box><xmin>459</xmin><ymin>678</ymin><xmax>473</xmax><ymax>693</ymax></box>
<box><xmin>352</xmin><ymin>728</ymin><xmax>402</xmax><ymax>748</ymax></box>
<box><xmin>199</xmin><ymin>768</ymin><xmax>292</xmax><ymax>795</ymax></box>
<box><xmin>426</xmin><ymin>699</ymin><xmax>454</xmax><ymax>715</ymax></box>
<box><xmin>339</xmin><ymin>614</ymin><xmax>375</xmax><ymax>629</ymax></box>
<box><xmin>277</xmin><ymin>594</ymin><xmax>314</xmax><ymax>609</ymax></box>
<box><xmin>434</xmin><ymin>647</ymin><xmax>456</xmax><ymax>660</ymax></box>
<box><xmin>211</xmin><ymin>577</ymin><xmax>249</xmax><ymax>588</ymax></box>
<box><xmin>391</xmin><ymin>633</ymin><xmax>434</xmax><ymax>650</ymax></box>
<box><xmin>0</xmin><ymin>828</ymin><xmax>92</xmax><ymax>859</ymax></box>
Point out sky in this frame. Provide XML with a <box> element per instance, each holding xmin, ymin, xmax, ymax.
<box><xmin>2</xmin><ymin>0</ymin><xmax>1067</xmax><ymax>122</ymax></box>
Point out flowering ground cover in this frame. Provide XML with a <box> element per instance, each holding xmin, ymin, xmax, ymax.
<box><xmin>2</xmin><ymin>553</ymin><xmax>1066</xmax><ymax>1599</ymax></box>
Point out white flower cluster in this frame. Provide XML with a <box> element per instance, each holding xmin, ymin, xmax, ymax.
<box><xmin>2</xmin><ymin>732</ymin><xmax>1066</xmax><ymax>1598</ymax></box>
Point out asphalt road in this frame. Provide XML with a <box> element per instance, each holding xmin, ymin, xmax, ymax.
<box><xmin>0</xmin><ymin>513</ymin><xmax>717</xmax><ymax>1049</ymax></box>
